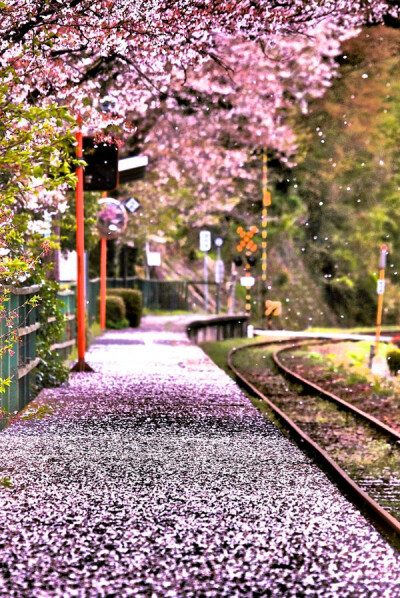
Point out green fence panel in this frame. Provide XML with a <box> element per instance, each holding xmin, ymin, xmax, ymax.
<box><xmin>52</xmin><ymin>287</ymin><xmax>77</xmax><ymax>360</ymax></box>
<box><xmin>0</xmin><ymin>285</ymin><xmax>41</xmax><ymax>421</ymax></box>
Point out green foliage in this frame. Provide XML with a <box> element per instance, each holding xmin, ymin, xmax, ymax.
<box><xmin>387</xmin><ymin>349</ymin><xmax>400</xmax><ymax>376</ymax></box>
<box><xmin>35</xmin><ymin>281</ymin><xmax>69</xmax><ymax>390</ymax></box>
<box><xmin>19</xmin><ymin>405</ymin><xmax>53</xmax><ymax>421</ymax></box>
<box><xmin>60</xmin><ymin>190</ymin><xmax>102</xmax><ymax>255</ymax></box>
<box><xmin>108</xmin><ymin>288</ymin><xmax>142</xmax><ymax>327</ymax></box>
<box><xmin>292</xmin><ymin>26</ymin><xmax>400</xmax><ymax>326</ymax></box>
<box><xmin>0</xmin><ymin>477</ymin><xmax>13</xmax><ymax>489</ymax></box>
<box><xmin>103</xmin><ymin>295</ymin><xmax>129</xmax><ymax>329</ymax></box>
<box><xmin>106</xmin><ymin>317</ymin><xmax>130</xmax><ymax>330</ymax></box>
<box><xmin>0</xmin><ymin>66</ymin><xmax>78</xmax><ymax>390</ymax></box>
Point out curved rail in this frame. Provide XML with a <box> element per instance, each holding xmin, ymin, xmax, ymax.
<box><xmin>228</xmin><ymin>339</ymin><xmax>400</xmax><ymax>538</ymax></box>
<box><xmin>273</xmin><ymin>340</ymin><xmax>400</xmax><ymax>443</ymax></box>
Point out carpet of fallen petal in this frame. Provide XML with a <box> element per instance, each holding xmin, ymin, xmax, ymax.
<box><xmin>0</xmin><ymin>315</ymin><xmax>400</xmax><ymax>598</ymax></box>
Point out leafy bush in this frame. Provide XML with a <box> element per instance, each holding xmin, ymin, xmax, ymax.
<box><xmin>36</xmin><ymin>281</ymin><xmax>69</xmax><ymax>390</ymax></box>
<box><xmin>391</xmin><ymin>336</ymin><xmax>400</xmax><ymax>348</ymax></box>
<box><xmin>108</xmin><ymin>288</ymin><xmax>142</xmax><ymax>327</ymax></box>
<box><xmin>104</xmin><ymin>295</ymin><xmax>129</xmax><ymax>329</ymax></box>
<box><xmin>386</xmin><ymin>349</ymin><xmax>400</xmax><ymax>376</ymax></box>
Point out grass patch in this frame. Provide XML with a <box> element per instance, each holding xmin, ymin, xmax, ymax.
<box><xmin>65</xmin><ymin>320</ymin><xmax>104</xmax><ymax>366</ymax></box>
<box><xmin>142</xmin><ymin>308</ymin><xmax>192</xmax><ymax>316</ymax></box>
<box><xmin>200</xmin><ymin>337</ymin><xmax>261</xmax><ymax>378</ymax></box>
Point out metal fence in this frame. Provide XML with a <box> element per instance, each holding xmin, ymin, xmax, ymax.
<box><xmin>0</xmin><ymin>284</ymin><xmax>80</xmax><ymax>424</ymax></box>
<box><xmin>0</xmin><ymin>285</ymin><xmax>41</xmax><ymax>421</ymax></box>
<box><xmin>50</xmin><ymin>287</ymin><xmax>77</xmax><ymax>361</ymax></box>
<box><xmin>0</xmin><ymin>277</ymin><xmax>231</xmax><ymax>420</ymax></box>
<box><xmin>105</xmin><ymin>277</ymin><xmax>222</xmax><ymax>313</ymax></box>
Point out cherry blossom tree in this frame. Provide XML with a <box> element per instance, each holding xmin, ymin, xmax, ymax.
<box><xmin>0</xmin><ymin>0</ymin><xmax>398</xmax><ymax>264</ymax></box>
<box><xmin>0</xmin><ymin>0</ymin><xmax>398</xmax><ymax>388</ymax></box>
<box><xmin>2</xmin><ymin>1</ymin><xmax>399</xmax><ymax>136</ymax></box>
<box><xmin>0</xmin><ymin>0</ymin><xmax>397</xmax><ymax>286</ymax></box>
<box><xmin>0</xmin><ymin>2</ymin><xmax>398</xmax><ymax>268</ymax></box>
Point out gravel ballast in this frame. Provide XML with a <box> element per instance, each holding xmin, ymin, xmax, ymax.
<box><xmin>0</xmin><ymin>316</ymin><xmax>400</xmax><ymax>597</ymax></box>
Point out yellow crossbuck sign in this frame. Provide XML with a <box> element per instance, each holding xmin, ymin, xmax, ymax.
<box><xmin>265</xmin><ymin>300</ymin><xmax>282</xmax><ymax>317</ymax></box>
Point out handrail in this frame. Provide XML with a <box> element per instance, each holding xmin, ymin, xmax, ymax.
<box><xmin>186</xmin><ymin>314</ymin><xmax>249</xmax><ymax>343</ymax></box>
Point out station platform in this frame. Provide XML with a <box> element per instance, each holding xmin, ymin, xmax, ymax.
<box><xmin>0</xmin><ymin>315</ymin><xmax>399</xmax><ymax>597</ymax></box>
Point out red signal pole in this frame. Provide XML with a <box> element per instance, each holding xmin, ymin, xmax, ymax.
<box><xmin>71</xmin><ymin>120</ymin><xmax>94</xmax><ymax>372</ymax></box>
<box><xmin>100</xmin><ymin>238</ymin><xmax>107</xmax><ymax>330</ymax></box>
<box><xmin>100</xmin><ymin>192</ymin><xmax>108</xmax><ymax>330</ymax></box>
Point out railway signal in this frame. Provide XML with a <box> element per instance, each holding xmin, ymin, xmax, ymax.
<box><xmin>82</xmin><ymin>136</ymin><xmax>119</xmax><ymax>191</ymax></box>
<box><xmin>246</xmin><ymin>254</ymin><xmax>257</xmax><ymax>267</ymax></box>
<box><xmin>236</xmin><ymin>225</ymin><xmax>258</xmax><ymax>315</ymax></box>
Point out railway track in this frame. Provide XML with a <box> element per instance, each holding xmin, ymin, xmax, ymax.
<box><xmin>228</xmin><ymin>338</ymin><xmax>400</xmax><ymax>539</ymax></box>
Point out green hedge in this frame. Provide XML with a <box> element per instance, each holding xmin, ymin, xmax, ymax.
<box><xmin>101</xmin><ymin>295</ymin><xmax>129</xmax><ymax>329</ymax></box>
<box><xmin>387</xmin><ymin>349</ymin><xmax>400</xmax><ymax>376</ymax></box>
<box><xmin>108</xmin><ymin>288</ymin><xmax>142</xmax><ymax>327</ymax></box>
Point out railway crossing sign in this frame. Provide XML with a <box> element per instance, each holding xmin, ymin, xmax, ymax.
<box><xmin>265</xmin><ymin>300</ymin><xmax>282</xmax><ymax>317</ymax></box>
<box><xmin>236</xmin><ymin>226</ymin><xmax>258</xmax><ymax>253</ymax></box>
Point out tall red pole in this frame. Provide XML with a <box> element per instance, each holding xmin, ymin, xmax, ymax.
<box><xmin>100</xmin><ymin>237</ymin><xmax>107</xmax><ymax>330</ymax></box>
<box><xmin>71</xmin><ymin>120</ymin><xmax>93</xmax><ymax>372</ymax></box>
<box><xmin>99</xmin><ymin>192</ymin><xmax>108</xmax><ymax>330</ymax></box>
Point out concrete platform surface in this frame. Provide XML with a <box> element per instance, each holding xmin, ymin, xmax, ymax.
<box><xmin>0</xmin><ymin>315</ymin><xmax>399</xmax><ymax>597</ymax></box>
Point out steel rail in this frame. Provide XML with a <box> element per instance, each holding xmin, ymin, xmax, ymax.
<box><xmin>227</xmin><ymin>340</ymin><xmax>400</xmax><ymax>538</ymax></box>
<box><xmin>273</xmin><ymin>339</ymin><xmax>400</xmax><ymax>443</ymax></box>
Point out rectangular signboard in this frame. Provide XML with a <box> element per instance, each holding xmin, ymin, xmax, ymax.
<box><xmin>199</xmin><ymin>230</ymin><xmax>211</xmax><ymax>252</ymax></box>
<box><xmin>215</xmin><ymin>259</ymin><xmax>224</xmax><ymax>283</ymax></box>
<box><xmin>241</xmin><ymin>276</ymin><xmax>255</xmax><ymax>287</ymax></box>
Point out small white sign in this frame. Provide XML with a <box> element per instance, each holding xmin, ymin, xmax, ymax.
<box><xmin>147</xmin><ymin>251</ymin><xmax>161</xmax><ymax>266</ymax></box>
<box><xmin>42</xmin><ymin>212</ymin><xmax>52</xmax><ymax>238</ymax></box>
<box><xmin>199</xmin><ymin>230</ymin><xmax>211</xmax><ymax>252</ymax></box>
<box><xmin>124</xmin><ymin>197</ymin><xmax>141</xmax><ymax>213</ymax></box>
<box><xmin>59</xmin><ymin>250</ymin><xmax>77</xmax><ymax>282</ymax></box>
<box><xmin>377</xmin><ymin>279</ymin><xmax>385</xmax><ymax>295</ymax></box>
<box><xmin>241</xmin><ymin>276</ymin><xmax>255</xmax><ymax>287</ymax></box>
<box><xmin>215</xmin><ymin>259</ymin><xmax>224</xmax><ymax>283</ymax></box>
